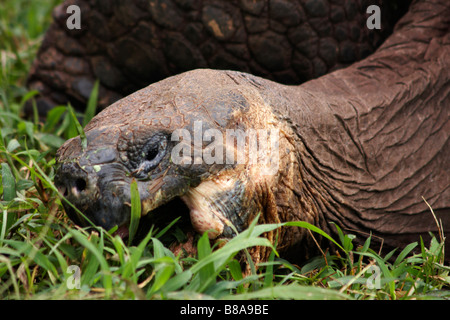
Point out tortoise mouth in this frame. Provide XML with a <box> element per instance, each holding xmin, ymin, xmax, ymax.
<box><xmin>59</xmin><ymin>169</ymin><xmax>248</xmax><ymax>246</ymax></box>
<box><xmin>130</xmin><ymin>197</ymin><xmax>194</xmax><ymax>245</ymax></box>
<box><xmin>62</xmin><ymin>191</ymin><xmax>193</xmax><ymax>246</ymax></box>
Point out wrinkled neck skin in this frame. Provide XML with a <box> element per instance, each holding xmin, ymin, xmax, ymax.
<box><xmin>265</xmin><ymin>0</ymin><xmax>450</xmax><ymax>261</ymax></box>
<box><xmin>260</xmin><ymin>116</ymin><xmax>333</xmax><ymax>261</ymax></box>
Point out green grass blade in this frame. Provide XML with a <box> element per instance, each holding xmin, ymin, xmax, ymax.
<box><xmin>154</xmin><ymin>216</ymin><xmax>181</xmax><ymax>239</ymax></box>
<box><xmin>1</xmin><ymin>163</ymin><xmax>16</xmax><ymax>201</ymax></box>
<box><xmin>152</xmin><ymin>237</ymin><xmax>167</xmax><ymax>259</ymax></box>
<box><xmin>145</xmin><ymin>239</ymin><xmax>178</xmax><ymax>295</ymax></box>
<box><xmin>67</xmin><ymin>103</ymin><xmax>87</xmax><ymax>150</ymax></box>
<box><xmin>6</xmin><ymin>139</ymin><xmax>20</xmax><ymax>153</ymax></box>
<box><xmin>197</xmin><ymin>232</ymin><xmax>214</xmax><ymax>285</ymax></box>
<box><xmin>1</xmin><ymin>207</ymin><xmax>8</xmax><ymax>244</ymax></box>
<box><xmin>230</xmin><ymin>283</ymin><xmax>350</xmax><ymax>300</ymax></box>
<box><xmin>128</xmin><ymin>179</ymin><xmax>141</xmax><ymax>246</ymax></box>
<box><xmin>19</xmin><ymin>90</ymin><xmax>39</xmax><ymax>109</ymax></box>
<box><xmin>149</xmin><ymin>262</ymin><xmax>175</xmax><ymax>295</ymax></box>
<box><xmin>228</xmin><ymin>259</ymin><xmax>243</xmax><ymax>282</ymax></box>
<box><xmin>2</xmin><ymin>239</ymin><xmax>59</xmax><ymax>282</ymax></box>
<box><xmin>43</xmin><ymin>106</ymin><xmax>67</xmax><ymax>133</ymax></box>
<box><xmin>394</xmin><ymin>242</ymin><xmax>418</xmax><ymax>266</ymax></box>
<box><xmin>354</xmin><ymin>251</ymin><xmax>397</xmax><ymax>299</ymax></box>
<box><xmin>263</xmin><ymin>248</ymin><xmax>276</xmax><ymax>288</ymax></box>
<box><xmin>285</xmin><ymin>221</ymin><xmax>344</xmax><ymax>251</ymax></box>
<box><xmin>122</xmin><ymin>227</ymin><xmax>154</xmax><ymax>280</ymax></box>
<box><xmin>161</xmin><ymin>269</ymin><xmax>193</xmax><ymax>292</ymax></box>
<box><xmin>83</xmin><ymin>79</ymin><xmax>99</xmax><ymax>127</ymax></box>
<box><xmin>111</xmin><ymin>236</ymin><xmax>127</xmax><ymax>265</ymax></box>
<box><xmin>81</xmin><ymin>232</ymin><xmax>102</xmax><ymax>287</ymax></box>
<box><xmin>0</xmin><ymin>255</ymin><xmax>20</xmax><ymax>299</ymax></box>
<box><xmin>1</xmin><ymin>163</ymin><xmax>17</xmax><ymax>240</ymax></box>
<box><xmin>191</xmin><ymin>236</ymin><xmax>273</xmax><ymax>275</ymax></box>
<box><xmin>69</xmin><ymin>229</ymin><xmax>112</xmax><ymax>296</ymax></box>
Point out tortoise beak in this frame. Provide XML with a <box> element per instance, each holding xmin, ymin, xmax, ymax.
<box><xmin>55</xmin><ymin>159</ymin><xmax>131</xmax><ymax>231</ymax></box>
<box><xmin>54</xmin><ymin>133</ymin><xmax>133</xmax><ymax>231</ymax></box>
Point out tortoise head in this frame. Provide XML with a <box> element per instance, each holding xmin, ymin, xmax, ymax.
<box><xmin>55</xmin><ymin>70</ymin><xmax>284</xmax><ymax>241</ymax></box>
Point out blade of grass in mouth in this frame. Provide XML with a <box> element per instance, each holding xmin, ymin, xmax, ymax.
<box><xmin>128</xmin><ymin>178</ymin><xmax>141</xmax><ymax>245</ymax></box>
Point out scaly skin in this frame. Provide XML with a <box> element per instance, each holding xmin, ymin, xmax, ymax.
<box><xmin>27</xmin><ymin>0</ymin><xmax>407</xmax><ymax>115</ymax></box>
<box><xmin>55</xmin><ymin>0</ymin><xmax>449</xmax><ymax>263</ymax></box>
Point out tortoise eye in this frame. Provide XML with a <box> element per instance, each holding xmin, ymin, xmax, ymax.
<box><xmin>146</xmin><ymin>144</ymin><xmax>159</xmax><ymax>162</ymax></box>
<box><xmin>133</xmin><ymin>134</ymin><xmax>168</xmax><ymax>178</ymax></box>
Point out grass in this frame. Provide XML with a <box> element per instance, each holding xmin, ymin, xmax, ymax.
<box><xmin>0</xmin><ymin>0</ymin><xmax>449</xmax><ymax>300</ymax></box>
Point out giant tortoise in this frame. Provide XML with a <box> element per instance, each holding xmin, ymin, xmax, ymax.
<box><xmin>30</xmin><ymin>0</ymin><xmax>449</xmax><ymax>263</ymax></box>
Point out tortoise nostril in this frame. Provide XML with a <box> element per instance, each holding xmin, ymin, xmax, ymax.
<box><xmin>75</xmin><ymin>178</ymin><xmax>87</xmax><ymax>192</ymax></box>
<box><xmin>56</xmin><ymin>163</ymin><xmax>90</xmax><ymax>198</ymax></box>
<box><xmin>57</xmin><ymin>184</ymin><xmax>68</xmax><ymax>197</ymax></box>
